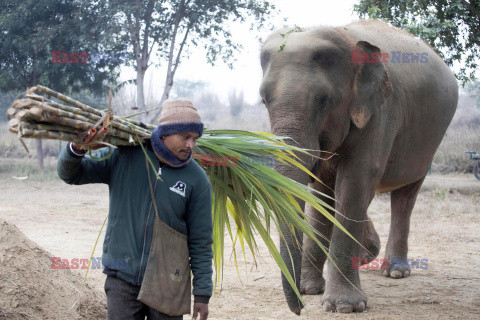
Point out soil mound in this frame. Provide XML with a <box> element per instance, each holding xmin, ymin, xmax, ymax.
<box><xmin>0</xmin><ymin>219</ymin><xmax>106</xmax><ymax>319</ymax></box>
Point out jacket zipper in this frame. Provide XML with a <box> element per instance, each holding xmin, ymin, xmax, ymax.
<box><xmin>136</xmin><ymin>169</ymin><xmax>160</xmax><ymax>284</ymax></box>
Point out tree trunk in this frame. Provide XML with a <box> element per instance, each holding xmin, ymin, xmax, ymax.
<box><xmin>161</xmin><ymin>71</ymin><xmax>174</xmax><ymax>105</ymax></box>
<box><xmin>36</xmin><ymin>139</ymin><xmax>44</xmax><ymax>171</ymax></box>
<box><xmin>136</xmin><ymin>67</ymin><xmax>145</xmax><ymax>111</ymax></box>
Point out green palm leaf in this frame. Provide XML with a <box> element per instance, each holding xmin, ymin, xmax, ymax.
<box><xmin>193</xmin><ymin>129</ymin><xmax>363</xmax><ymax>302</ymax></box>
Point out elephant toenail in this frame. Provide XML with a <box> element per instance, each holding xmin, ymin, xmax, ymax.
<box><xmin>322</xmin><ymin>301</ymin><xmax>335</xmax><ymax>312</ymax></box>
<box><xmin>391</xmin><ymin>270</ymin><xmax>402</xmax><ymax>278</ymax></box>
<box><xmin>354</xmin><ymin>301</ymin><xmax>366</xmax><ymax>312</ymax></box>
<box><xmin>337</xmin><ymin>303</ymin><xmax>353</xmax><ymax>313</ymax></box>
<box><xmin>404</xmin><ymin>270</ymin><xmax>410</xmax><ymax>277</ymax></box>
<box><xmin>382</xmin><ymin>269</ymin><xmax>389</xmax><ymax>277</ymax></box>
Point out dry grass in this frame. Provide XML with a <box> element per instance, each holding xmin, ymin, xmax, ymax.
<box><xmin>432</xmin><ymin>125</ymin><xmax>480</xmax><ymax>174</ymax></box>
<box><xmin>432</xmin><ymin>92</ymin><xmax>480</xmax><ymax>174</ymax></box>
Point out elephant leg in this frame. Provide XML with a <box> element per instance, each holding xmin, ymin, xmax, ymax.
<box><xmin>321</xmin><ymin>167</ymin><xmax>376</xmax><ymax>313</ymax></box>
<box><xmin>382</xmin><ymin>177</ymin><xmax>425</xmax><ymax>278</ymax></box>
<box><xmin>301</xmin><ymin>174</ymin><xmax>335</xmax><ymax>295</ymax></box>
<box><xmin>359</xmin><ymin>215</ymin><xmax>381</xmax><ymax>264</ymax></box>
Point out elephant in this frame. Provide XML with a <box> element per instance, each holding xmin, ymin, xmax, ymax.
<box><xmin>259</xmin><ymin>20</ymin><xmax>458</xmax><ymax>314</ymax></box>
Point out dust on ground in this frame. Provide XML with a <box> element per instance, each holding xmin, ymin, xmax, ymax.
<box><xmin>0</xmin><ymin>174</ymin><xmax>479</xmax><ymax>319</ymax></box>
<box><xmin>0</xmin><ymin>219</ymin><xmax>106</xmax><ymax>319</ymax></box>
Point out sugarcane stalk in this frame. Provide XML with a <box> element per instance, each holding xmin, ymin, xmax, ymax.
<box><xmin>10</xmin><ymin>98</ymin><xmax>36</xmax><ymax>110</ymax></box>
<box><xmin>18</xmin><ymin>127</ymin><xmax>137</xmax><ymax>147</ymax></box>
<box><xmin>27</xmin><ymin>100</ymin><xmax>151</xmax><ymax>139</ymax></box>
<box><xmin>17</xmin><ymin>107</ymin><xmax>45</xmax><ymax>122</ymax></box>
<box><xmin>27</xmin><ymin>90</ymin><xmax>154</xmax><ymax>136</ymax></box>
<box><xmin>39</xmin><ymin>99</ymin><xmax>151</xmax><ymax>137</ymax></box>
<box><xmin>17</xmin><ymin>108</ymin><xmax>94</xmax><ymax>132</ymax></box>
<box><xmin>7</xmin><ymin>85</ymin><xmax>156</xmax><ymax>148</ymax></box>
<box><xmin>44</xmin><ymin>100</ymin><xmax>152</xmax><ymax>137</ymax></box>
<box><xmin>19</xmin><ymin>128</ymin><xmax>81</xmax><ymax>142</ymax></box>
<box><xmin>36</xmin><ymin>85</ymin><xmax>104</xmax><ymax>116</ymax></box>
<box><xmin>35</xmin><ymin>85</ymin><xmax>156</xmax><ymax>133</ymax></box>
<box><xmin>19</xmin><ymin>122</ymin><xmax>83</xmax><ymax>135</ymax></box>
<box><xmin>8</xmin><ymin>118</ymin><xmax>20</xmax><ymax>128</ymax></box>
<box><xmin>6</xmin><ymin>107</ymin><xmax>18</xmax><ymax>120</ymax></box>
<box><xmin>35</xmin><ymin>85</ymin><xmax>157</xmax><ymax>131</ymax></box>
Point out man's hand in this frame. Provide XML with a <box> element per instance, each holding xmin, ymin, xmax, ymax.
<box><xmin>72</xmin><ymin>126</ymin><xmax>109</xmax><ymax>152</ymax></box>
<box><xmin>192</xmin><ymin>302</ymin><xmax>208</xmax><ymax>320</ymax></box>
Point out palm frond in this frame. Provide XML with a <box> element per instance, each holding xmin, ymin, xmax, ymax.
<box><xmin>194</xmin><ymin>130</ymin><xmax>361</xmax><ymax>300</ymax></box>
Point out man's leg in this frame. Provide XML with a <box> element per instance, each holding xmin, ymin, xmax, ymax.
<box><xmin>146</xmin><ymin>307</ymin><xmax>183</xmax><ymax>320</ymax></box>
<box><xmin>104</xmin><ymin>275</ymin><xmax>146</xmax><ymax>320</ymax></box>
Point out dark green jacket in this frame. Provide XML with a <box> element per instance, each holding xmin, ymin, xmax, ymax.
<box><xmin>57</xmin><ymin>143</ymin><xmax>213</xmax><ymax>299</ymax></box>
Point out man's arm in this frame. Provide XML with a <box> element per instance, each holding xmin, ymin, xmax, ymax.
<box><xmin>57</xmin><ymin>142</ymin><xmax>115</xmax><ymax>185</ymax></box>
<box><xmin>186</xmin><ymin>181</ymin><xmax>213</xmax><ymax>304</ymax></box>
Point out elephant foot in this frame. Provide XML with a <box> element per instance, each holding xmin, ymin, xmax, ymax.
<box><xmin>321</xmin><ymin>286</ymin><xmax>367</xmax><ymax>313</ymax></box>
<box><xmin>360</xmin><ymin>219</ymin><xmax>380</xmax><ymax>264</ymax></box>
<box><xmin>381</xmin><ymin>256</ymin><xmax>411</xmax><ymax>279</ymax></box>
<box><xmin>300</xmin><ymin>267</ymin><xmax>325</xmax><ymax>295</ymax></box>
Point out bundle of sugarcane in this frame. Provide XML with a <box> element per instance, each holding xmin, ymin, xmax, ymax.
<box><xmin>7</xmin><ymin>85</ymin><xmax>155</xmax><ymax>150</ymax></box>
<box><xmin>6</xmin><ymin>85</ymin><xmax>360</xmax><ymax>301</ymax></box>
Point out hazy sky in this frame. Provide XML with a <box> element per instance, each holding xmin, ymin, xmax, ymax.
<box><xmin>121</xmin><ymin>0</ymin><xmax>359</xmax><ymax>104</ymax></box>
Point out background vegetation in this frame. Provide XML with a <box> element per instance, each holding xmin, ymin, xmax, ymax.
<box><xmin>1</xmin><ymin>80</ymin><xmax>479</xmax><ymax>179</ymax></box>
<box><xmin>1</xmin><ymin>0</ymin><xmax>480</xmax><ymax>179</ymax></box>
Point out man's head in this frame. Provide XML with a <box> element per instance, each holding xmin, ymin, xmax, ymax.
<box><xmin>161</xmin><ymin>131</ymin><xmax>199</xmax><ymax>161</ymax></box>
<box><xmin>150</xmin><ymin>98</ymin><xmax>203</xmax><ymax>166</ymax></box>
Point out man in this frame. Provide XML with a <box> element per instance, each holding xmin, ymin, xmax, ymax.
<box><xmin>57</xmin><ymin>99</ymin><xmax>213</xmax><ymax>320</ymax></box>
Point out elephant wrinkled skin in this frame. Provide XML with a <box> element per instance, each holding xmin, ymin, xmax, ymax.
<box><xmin>259</xmin><ymin>20</ymin><xmax>457</xmax><ymax>314</ymax></box>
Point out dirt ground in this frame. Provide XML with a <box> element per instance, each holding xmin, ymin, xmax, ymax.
<box><xmin>0</xmin><ymin>173</ymin><xmax>479</xmax><ymax>319</ymax></box>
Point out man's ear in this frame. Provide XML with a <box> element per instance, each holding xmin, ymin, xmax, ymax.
<box><xmin>350</xmin><ymin>41</ymin><xmax>393</xmax><ymax>129</ymax></box>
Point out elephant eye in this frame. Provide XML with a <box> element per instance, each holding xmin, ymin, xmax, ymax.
<box><xmin>261</xmin><ymin>94</ymin><xmax>271</xmax><ymax>107</ymax></box>
<box><xmin>319</xmin><ymin>96</ymin><xmax>328</xmax><ymax>108</ymax></box>
<box><xmin>259</xmin><ymin>83</ymin><xmax>273</xmax><ymax>107</ymax></box>
<box><xmin>316</xmin><ymin>96</ymin><xmax>329</xmax><ymax>111</ymax></box>
<box><xmin>312</xmin><ymin>49</ymin><xmax>338</xmax><ymax>68</ymax></box>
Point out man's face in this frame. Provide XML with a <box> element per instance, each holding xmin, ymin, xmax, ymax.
<box><xmin>161</xmin><ymin>132</ymin><xmax>199</xmax><ymax>161</ymax></box>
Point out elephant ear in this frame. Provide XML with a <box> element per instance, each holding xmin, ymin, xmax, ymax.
<box><xmin>350</xmin><ymin>41</ymin><xmax>393</xmax><ymax>129</ymax></box>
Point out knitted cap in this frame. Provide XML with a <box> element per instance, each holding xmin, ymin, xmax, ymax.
<box><xmin>150</xmin><ymin>98</ymin><xmax>203</xmax><ymax>168</ymax></box>
<box><xmin>154</xmin><ymin>98</ymin><xmax>204</xmax><ymax>137</ymax></box>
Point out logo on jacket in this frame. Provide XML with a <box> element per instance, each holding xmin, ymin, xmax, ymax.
<box><xmin>170</xmin><ymin>181</ymin><xmax>186</xmax><ymax>197</ymax></box>
<box><xmin>170</xmin><ymin>268</ymin><xmax>183</xmax><ymax>281</ymax></box>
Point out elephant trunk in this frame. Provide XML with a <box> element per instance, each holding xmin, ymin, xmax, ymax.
<box><xmin>274</xmin><ymin>132</ymin><xmax>316</xmax><ymax>315</ymax></box>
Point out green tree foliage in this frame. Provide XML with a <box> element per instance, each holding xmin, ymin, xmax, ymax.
<box><xmin>354</xmin><ymin>0</ymin><xmax>480</xmax><ymax>82</ymax></box>
<box><xmin>97</xmin><ymin>0</ymin><xmax>275</xmax><ymax>118</ymax></box>
<box><xmin>0</xmin><ymin>0</ymin><xmax>123</xmax><ymax>169</ymax></box>
<box><xmin>0</xmin><ymin>0</ymin><xmax>123</xmax><ymax>95</ymax></box>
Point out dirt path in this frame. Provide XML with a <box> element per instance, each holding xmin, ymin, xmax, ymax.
<box><xmin>0</xmin><ymin>174</ymin><xmax>479</xmax><ymax>319</ymax></box>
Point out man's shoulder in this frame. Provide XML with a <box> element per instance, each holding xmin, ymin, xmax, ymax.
<box><xmin>186</xmin><ymin>159</ymin><xmax>210</xmax><ymax>186</ymax></box>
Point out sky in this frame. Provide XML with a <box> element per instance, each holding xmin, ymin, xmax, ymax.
<box><xmin>120</xmin><ymin>0</ymin><xmax>359</xmax><ymax>105</ymax></box>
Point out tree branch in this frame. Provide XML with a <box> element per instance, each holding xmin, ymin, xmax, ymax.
<box><xmin>165</xmin><ymin>0</ymin><xmax>186</xmax><ymax>77</ymax></box>
<box><xmin>126</xmin><ymin>13</ymin><xmax>140</xmax><ymax>57</ymax></box>
<box><xmin>142</xmin><ymin>0</ymin><xmax>155</xmax><ymax>66</ymax></box>
<box><xmin>172</xmin><ymin>21</ymin><xmax>193</xmax><ymax>76</ymax></box>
